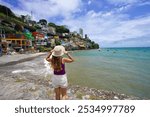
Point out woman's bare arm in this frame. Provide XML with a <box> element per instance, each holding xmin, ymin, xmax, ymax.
<box><xmin>63</xmin><ymin>52</ymin><xmax>74</xmax><ymax>63</ymax></box>
<box><xmin>46</xmin><ymin>50</ymin><xmax>53</xmax><ymax>62</ymax></box>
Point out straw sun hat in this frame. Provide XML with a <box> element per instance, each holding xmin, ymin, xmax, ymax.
<box><xmin>52</xmin><ymin>45</ymin><xmax>65</xmax><ymax>57</ymax></box>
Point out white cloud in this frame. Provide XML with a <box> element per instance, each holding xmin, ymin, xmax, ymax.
<box><xmin>0</xmin><ymin>0</ymin><xmax>12</xmax><ymax>7</ymax></box>
<box><xmin>107</xmin><ymin>0</ymin><xmax>139</xmax><ymax>5</ymax></box>
<box><xmin>0</xmin><ymin>0</ymin><xmax>82</xmax><ymax>21</ymax></box>
<box><xmin>1</xmin><ymin>0</ymin><xmax>150</xmax><ymax>47</ymax></box>
<box><xmin>88</xmin><ymin>0</ymin><xmax>92</xmax><ymax>5</ymax></box>
<box><xmin>61</xmin><ymin>10</ymin><xmax>150</xmax><ymax>47</ymax></box>
<box><xmin>138</xmin><ymin>1</ymin><xmax>150</xmax><ymax>6</ymax></box>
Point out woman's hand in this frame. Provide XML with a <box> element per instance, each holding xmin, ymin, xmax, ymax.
<box><xmin>50</xmin><ymin>49</ymin><xmax>54</xmax><ymax>53</ymax></box>
<box><xmin>46</xmin><ymin>49</ymin><xmax>53</xmax><ymax>61</ymax></box>
<box><xmin>64</xmin><ymin>51</ymin><xmax>68</xmax><ymax>54</ymax></box>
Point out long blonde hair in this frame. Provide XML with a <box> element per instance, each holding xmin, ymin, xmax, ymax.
<box><xmin>51</xmin><ymin>56</ymin><xmax>62</xmax><ymax>71</ymax></box>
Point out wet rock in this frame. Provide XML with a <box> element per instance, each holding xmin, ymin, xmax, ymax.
<box><xmin>114</xmin><ymin>96</ymin><xmax>119</xmax><ymax>100</ymax></box>
<box><xmin>82</xmin><ymin>95</ymin><xmax>90</xmax><ymax>100</ymax></box>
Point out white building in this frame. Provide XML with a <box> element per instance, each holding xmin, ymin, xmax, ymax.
<box><xmin>79</xmin><ymin>28</ymin><xmax>83</xmax><ymax>38</ymax></box>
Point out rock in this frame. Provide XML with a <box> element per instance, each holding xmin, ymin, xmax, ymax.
<box><xmin>82</xmin><ymin>95</ymin><xmax>90</xmax><ymax>100</ymax></box>
<box><xmin>31</xmin><ymin>86</ymin><xmax>36</xmax><ymax>91</ymax></box>
<box><xmin>114</xmin><ymin>96</ymin><xmax>119</xmax><ymax>100</ymax></box>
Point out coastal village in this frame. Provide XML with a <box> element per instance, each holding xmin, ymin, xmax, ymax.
<box><xmin>0</xmin><ymin>5</ymin><xmax>99</xmax><ymax>56</ymax></box>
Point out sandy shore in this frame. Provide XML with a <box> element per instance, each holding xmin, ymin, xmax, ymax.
<box><xmin>0</xmin><ymin>52</ymin><xmax>46</xmax><ymax>66</ymax></box>
<box><xmin>0</xmin><ymin>53</ymin><xmax>140</xmax><ymax>100</ymax></box>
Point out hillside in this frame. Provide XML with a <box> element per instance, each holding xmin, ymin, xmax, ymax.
<box><xmin>0</xmin><ymin>4</ymin><xmax>99</xmax><ymax>52</ymax></box>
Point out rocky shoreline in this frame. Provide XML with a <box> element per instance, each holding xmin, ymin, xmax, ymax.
<box><xmin>0</xmin><ymin>72</ymin><xmax>140</xmax><ymax>100</ymax></box>
<box><xmin>68</xmin><ymin>85</ymin><xmax>140</xmax><ymax>100</ymax></box>
<box><xmin>0</xmin><ymin>53</ymin><xmax>141</xmax><ymax>100</ymax></box>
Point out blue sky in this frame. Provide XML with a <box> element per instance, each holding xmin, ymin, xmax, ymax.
<box><xmin>0</xmin><ymin>0</ymin><xmax>150</xmax><ymax>47</ymax></box>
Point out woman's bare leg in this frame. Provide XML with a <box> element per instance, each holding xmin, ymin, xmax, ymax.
<box><xmin>60</xmin><ymin>88</ymin><xmax>68</xmax><ymax>100</ymax></box>
<box><xmin>55</xmin><ymin>87</ymin><xmax>61</xmax><ymax>100</ymax></box>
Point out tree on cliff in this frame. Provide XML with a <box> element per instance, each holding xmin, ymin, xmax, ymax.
<box><xmin>48</xmin><ymin>23</ymin><xmax>70</xmax><ymax>33</ymax></box>
<box><xmin>39</xmin><ymin>19</ymin><xmax>47</xmax><ymax>26</ymax></box>
<box><xmin>0</xmin><ymin>5</ymin><xmax>23</xmax><ymax>21</ymax></box>
<box><xmin>56</xmin><ymin>25</ymin><xmax>70</xmax><ymax>33</ymax></box>
<box><xmin>14</xmin><ymin>24</ymin><xmax>24</xmax><ymax>32</ymax></box>
<box><xmin>89</xmin><ymin>41</ymin><xmax>99</xmax><ymax>49</ymax></box>
<box><xmin>48</xmin><ymin>22</ymin><xmax>56</xmax><ymax>27</ymax></box>
<box><xmin>0</xmin><ymin>5</ymin><xmax>15</xmax><ymax>18</ymax></box>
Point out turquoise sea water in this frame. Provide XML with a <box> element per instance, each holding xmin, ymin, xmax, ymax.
<box><xmin>66</xmin><ymin>47</ymin><xmax>150</xmax><ymax>99</ymax></box>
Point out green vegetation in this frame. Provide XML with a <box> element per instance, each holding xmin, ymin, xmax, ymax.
<box><xmin>24</xmin><ymin>25</ymin><xmax>36</xmax><ymax>32</ymax></box>
<box><xmin>0</xmin><ymin>4</ymin><xmax>100</xmax><ymax>50</ymax></box>
<box><xmin>0</xmin><ymin>25</ymin><xmax>15</xmax><ymax>33</ymax></box>
<box><xmin>14</xmin><ymin>24</ymin><xmax>23</xmax><ymax>32</ymax></box>
<box><xmin>48</xmin><ymin>22</ymin><xmax>70</xmax><ymax>33</ymax></box>
<box><xmin>76</xmin><ymin>92</ymin><xmax>83</xmax><ymax>99</ymax></box>
<box><xmin>90</xmin><ymin>95</ymin><xmax>98</xmax><ymax>100</ymax></box>
<box><xmin>15</xmin><ymin>78</ymin><xmax>26</xmax><ymax>82</ymax></box>
<box><xmin>89</xmin><ymin>41</ymin><xmax>99</xmax><ymax>49</ymax></box>
<box><xmin>55</xmin><ymin>40</ymin><xmax>61</xmax><ymax>45</ymax></box>
<box><xmin>0</xmin><ymin>5</ymin><xmax>16</xmax><ymax>18</ymax></box>
<box><xmin>47</xmin><ymin>90</ymin><xmax>52</xmax><ymax>98</ymax></box>
<box><xmin>39</xmin><ymin>19</ymin><xmax>47</xmax><ymax>25</ymax></box>
<box><xmin>0</xmin><ymin>12</ymin><xmax>5</xmax><ymax>18</ymax></box>
<box><xmin>34</xmin><ymin>25</ymin><xmax>41</xmax><ymax>29</ymax></box>
<box><xmin>48</xmin><ymin>22</ymin><xmax>56</xmax><ymax>27</ymax></box>
<box><xmin>56</xmin><ymin>25</ymin><xmax>70</xmax><ymax>33</ymax></box>
<box><xmin>38</xmin><ymin>46</ymin><xmax>52</xmax><ymax>52</ymax></box>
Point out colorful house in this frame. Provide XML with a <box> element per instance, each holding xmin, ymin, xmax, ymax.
<box><xmin>32</xmin><ymin>32</ymin><xmax>47</xmax><ymax>46</ymax></box>
<box><xmin>32</xmin><ymin>32</ymin><xmax>44</xmax><ymax>40</ymax></box>
<box><xmin>5</xmin><ymin>34</ymin><xmax>28</xmax><ymax>48</ymax></box>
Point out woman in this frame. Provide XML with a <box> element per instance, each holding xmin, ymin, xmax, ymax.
<box><xmin>46</xmin><ymin>45</ymin><xmax>74</xmax><ymax>100</ymax></box>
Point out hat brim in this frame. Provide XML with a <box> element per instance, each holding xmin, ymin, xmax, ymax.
<box><xmin>52</xmin><ymin>45</ymin><xmax>65</xmax><ymax>56</ymax></box>
<box><xmin>52</xmin><ymin>52</ymin><xmax>64</xmax><ymax>57</ymax></box>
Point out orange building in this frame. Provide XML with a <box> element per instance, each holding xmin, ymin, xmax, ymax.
<box><xmin>32</xmin><ymin>32</ymin><xmax>44</xmax><ymax>40</ymax></box>
<box><xmin>5</xmin><ymin>34</ymin><xmax>28</xmax><ymax>47</ymax></box>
